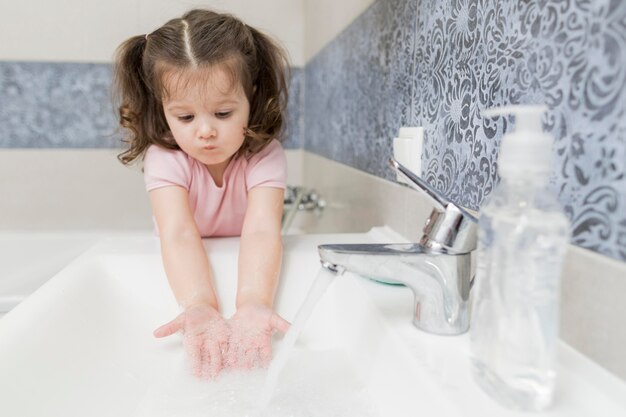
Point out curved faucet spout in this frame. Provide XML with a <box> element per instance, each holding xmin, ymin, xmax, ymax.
<box><xmin>318</xmin><ymin>243</ymin><xmax>472</xmax><ymax>335</ymax></box>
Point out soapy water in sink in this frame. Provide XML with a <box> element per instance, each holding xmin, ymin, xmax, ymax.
<box><xmin>133</xmin><ymin>268</ymin><xmax>379</xmax><ymax>416</ymax></box>
<box><xmin>132</xmin><ymin>348</ymin><xmax>378</xmax><ymax>417</ymax></box>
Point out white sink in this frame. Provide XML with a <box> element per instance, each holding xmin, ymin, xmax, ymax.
<box><xmin>0</xmin><ymin>231</ymin><xmax>625</xmax><ymax>416</ymax></box>
<box><xmin>0</xmin><ymin>231</ymin><xmax>102</xmax><ymax>313</ymax></box>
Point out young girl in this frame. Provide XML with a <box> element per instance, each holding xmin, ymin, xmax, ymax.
<box><xmin>113</xmin><ymin>9</ymin><xmax>291</xmax><ymax>379</ymax></box>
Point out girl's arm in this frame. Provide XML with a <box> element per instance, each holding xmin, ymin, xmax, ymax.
<box><xmin>148</xmin><ymin>185</ymin><xmax>218</xmax><ymax>310</ymax></box>
<box><xmin>148</xmin><ymin>185</ymin><xmax>228</xmax><ymax>379</ymax></box>
<box><xmin>227</xmin><ymin>186</ymin><xmax>290</xmax><ymax>369</ymax></box>
<box><xmin>236</xmin><ymin>186</ymin><xmax>285</xmax><ymax>309</ymax></box>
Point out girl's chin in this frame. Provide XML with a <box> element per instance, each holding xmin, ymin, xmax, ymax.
<box><xmin>199</xmin><ymin>154</ymin><xmax>233</xmax><ymax>167</ymax></box>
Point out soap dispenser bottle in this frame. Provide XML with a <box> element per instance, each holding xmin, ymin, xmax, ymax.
<box><xmin>470</xmin><ymin>105</ymin><xmax>570</xmax><ymax>411</ymax></box>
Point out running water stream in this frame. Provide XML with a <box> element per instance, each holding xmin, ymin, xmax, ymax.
<box><xmin>258</xmin><ymin>267</ymin><xmax>337</xmax><ymax>408</ymax></box>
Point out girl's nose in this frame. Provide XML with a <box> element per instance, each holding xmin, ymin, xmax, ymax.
<box><xmin>198</xmin><ymin>120</ymin><xmax>217</xmax><ymax>139</ymax></box>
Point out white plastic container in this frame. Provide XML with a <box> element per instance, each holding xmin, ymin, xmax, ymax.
<box><xmin>470</xmin><ymin>105</ymin><xmax>570</xmax><ymax>411</ymax></box>
<box><xmin>393</xmin><ymin>127</ymin><xmax>423</xmax><ymax>184</ymax></box>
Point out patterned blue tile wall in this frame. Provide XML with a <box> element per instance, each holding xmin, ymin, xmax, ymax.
<box><xmin>0</xmin><ymin>63</ymin><xmax>118</xmax><ymax>148</ymax></box>
<box><xmin>305</xmin><ymin>0</ymin><xmax>626</xmax><ymax>261</ymax></box>
<box><xmin>0</xmin><ymin>63</ymin><xmax>303</xmax><ymax>149</ymax></box>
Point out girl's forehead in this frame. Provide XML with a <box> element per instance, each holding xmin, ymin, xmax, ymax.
<box><xmin>161</xmin><ymin>64</ymin><xmax>245</xmax><ymax>103</ymax></box>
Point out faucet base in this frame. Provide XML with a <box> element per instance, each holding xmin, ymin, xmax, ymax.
<box><xmin>319</xmin><ymin>243</ymin><xmax>473</xmax><ymax>336</ymax></box>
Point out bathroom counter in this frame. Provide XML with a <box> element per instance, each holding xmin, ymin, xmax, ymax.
<box><xmin>0</xmin><ymin>231</ymin><xmax>624</xmax><ymax>416</ymax></box>
<box><xmin>354</xmin><ymin>270</ymin><xmax>626</xmax><ymax>416</ymax></box>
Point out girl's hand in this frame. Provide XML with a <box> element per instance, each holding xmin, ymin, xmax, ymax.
<box><xmin>154</xmin><ymin>304</ymin><xmax>230</xmax><ymax>379</ymax></box>
<box><xmin>225</xmin><ymin>304</ymin><xmax>290</xmax><ymax>369</ymax></box>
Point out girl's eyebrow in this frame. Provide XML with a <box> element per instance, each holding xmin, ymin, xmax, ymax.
<box><xmin>165</xmin><ymin>104</ymin><xmax>190</xmax><ymax>111</ymax></box>
<box><xmin>165</xmin><ymin>104</ymin><xmax>196</xmax><ymax>113</ymax></box>
<box><xmin>165</xmin><ymin>98</ymin><xmax>241</xmax><ymax>111</ymax></box>
<box><xmin>216</xmin><ymin>99</ymin><xmax>239</xmax><ymax>105</ymax></box>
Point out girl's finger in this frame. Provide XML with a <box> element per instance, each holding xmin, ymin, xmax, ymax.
<box><xmin>227</xmin><ymin>338</ymin><xmax>243</xmax><ymax>369</ymax></box>
<box><xmin>218</xmin><ymin>342</ymin><xmax>229</xmax><ymax>369</ymax></box>
<box><xmin>153</xmin><ymin>313</ymin><xmax>185</xmax><ymax>338</ymax></box>
<box><xmin>259</xmin><ymin>344</ymin><xmax>272</xmax><ymax>367</ymax></box>
<box><xmin>206</xmin><ymin>341</ymin><xmax>223</xmax><ymax>378</ymax></box>
<box><xmin>243</xmin><ymin>347</ymin><xmax>257</xmax><ymax>369</ymax></box>
<box><xmin>270</xmin><ymin>313</ymin><xmax>291</xmax><ymax>334</ymax></box>
<box><xmin>185</xmin><ymin>337</ymin><xmax>204</xmax><ymax>377</ymax></box>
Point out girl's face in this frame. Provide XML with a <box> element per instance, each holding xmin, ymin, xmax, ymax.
<box><xmin>162</xmin><ymin>65</ymin><xmax>250</xmax><ymax>180</ymax></box>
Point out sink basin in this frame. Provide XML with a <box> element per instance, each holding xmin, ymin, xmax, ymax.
<box><xmin>1</xmin><ymin>231</ymin><xmax>625</xmax><ymax>416</ymax></box>
<box><xmin>0</xmin><ymin>232</ymin><xmax>422</xmax><ymax>417</ymax></box>
<box><xmin>0</xmin><ymin>231</ymin><xmax>102</xmax><ymax>314</ymax></box>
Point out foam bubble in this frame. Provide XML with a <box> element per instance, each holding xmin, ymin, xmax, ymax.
<box><xmin>132</xmin><ymin>349</ymin><xmax>379</xmax><ymax>417</ymax></box>
<box><xmin>133</xmin><ymin>269</ymin><xmax>379</xmax><ymax>417</ymax></box>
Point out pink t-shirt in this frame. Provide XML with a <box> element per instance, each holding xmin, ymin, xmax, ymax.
<box><xmin>143</xmin><ymin>139</ymin><xmax>287</xmax><ymax>237</ymax></box>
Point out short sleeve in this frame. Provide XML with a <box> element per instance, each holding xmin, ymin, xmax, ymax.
<box><xmin>245</xmin><ymin>140</ymin><xmax>287</xmax><ymax>191</ymax></box>
<box><xmin>143</xmin><ymin>145</ymin><xmax>192</xmax><ymax>192</ymax></box>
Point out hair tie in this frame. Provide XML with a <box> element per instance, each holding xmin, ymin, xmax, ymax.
<box><xmin>145</xmin><ymin>33</ymin><xmax>149</xmax><ymax>41</ymax></box>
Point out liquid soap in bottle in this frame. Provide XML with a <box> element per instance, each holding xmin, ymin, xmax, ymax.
<box><xmin>470</xmin><ymin>105</ymin><xmax>570</xmax><ymax>411</ymax></box>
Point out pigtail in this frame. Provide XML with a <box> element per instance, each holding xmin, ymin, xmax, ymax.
<box><xmin>113</xmin><ymin>35</ymin><xmax>173</xmax><ymax>165</ymax></box>
<box><xmin>243</xmin><ymin>26</ymin><xmax>289</xmax><ymax>155</ymax></box>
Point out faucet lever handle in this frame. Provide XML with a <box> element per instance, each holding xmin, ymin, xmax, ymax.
<box><xmin>389</xmin><ymin>157</ymin><xmax>479</xmax><ymax>223</ymax></box>
<box><xmin>390</xmin><ymin>157</ymin><xmax>450</xmax><ymax>210</ymax></box>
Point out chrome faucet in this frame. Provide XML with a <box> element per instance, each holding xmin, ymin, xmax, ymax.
<box><xmin>318</xmin><ymin>158</ymin><xmax>478</xmax><ymax>335</ymax></box>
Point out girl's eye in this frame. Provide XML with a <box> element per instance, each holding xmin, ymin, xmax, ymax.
<box><xmin>216</xmin><ymin>111</ymin><xmax>231</xmax><ymax>119</ymax></box>
<box><xmin>178</xmin><ymin>115</ymin><xmax>194</xmax><ymax>122</ymax></box>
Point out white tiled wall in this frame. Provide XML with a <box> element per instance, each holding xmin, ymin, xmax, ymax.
<box><xmin>0</xmin><ymin>149</ymin><xmax>304</xmax><ymax>230</ymax></box>
<box><xmin>303</xmin><ymin>0</ymin><xmax>375</xmax><ymax>62</ymax></box>
<box><xmin>0</xmin><ymin>0</ymin><xmax>305</xmax><ymax>65</ymax></box>
<box><xmin>0</xmin><ymin>149</ymin><xmax>152</xmax><ymax>230</ymax></box>
<box><xmin>0</xmin><ymin>0</ymin><xmax>377</xmax><ymax>65</ymax></box>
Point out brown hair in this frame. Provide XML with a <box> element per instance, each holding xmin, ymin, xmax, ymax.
<box><xmin>113</xmin><ymin>9</ymin><xmax>289</xmax><ymax>165</ymax></box>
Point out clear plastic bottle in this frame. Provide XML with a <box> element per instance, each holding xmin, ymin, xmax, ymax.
<box><xmin>470</xmin><ymin>105</ymin><xmax>570</xmax><ymax>411</ymax></box>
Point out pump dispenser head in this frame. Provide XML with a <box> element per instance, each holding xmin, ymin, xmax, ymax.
<box><xmin>483</xmin><ymin>105</ymin><xmax>553</xmax><ymax>179</ymax></box>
